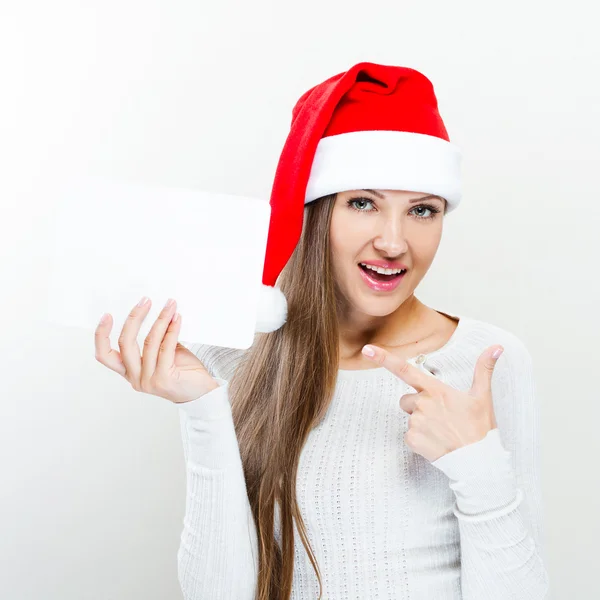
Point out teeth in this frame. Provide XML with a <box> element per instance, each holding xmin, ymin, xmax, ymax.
<box><xmin>360</xmin><ymin>263</ymin><xmax>406</xmax><ymax>275</ymax></box>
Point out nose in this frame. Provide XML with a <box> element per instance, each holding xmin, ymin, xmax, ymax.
<box><xmin>372</xmin><ymin>219</ymin><xmax>408</xmax><ymax>256</ymax></box>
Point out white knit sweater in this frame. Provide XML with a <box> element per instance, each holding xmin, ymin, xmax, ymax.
<box><xmin>176</xmin><ymin>314</ymin><xmax>550</xmax><ymax>599</ymax></box>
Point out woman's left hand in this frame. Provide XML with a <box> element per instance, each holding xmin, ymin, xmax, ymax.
<box><xmin>361</xmin><ymin>344</ymin><xmax>504</xmax><ymax>463</ymax></box>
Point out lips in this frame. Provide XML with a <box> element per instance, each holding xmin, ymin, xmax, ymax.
<box><xmin>358</xmin><ymin>263</ymin><xmax>406</xmax><ymax>292</ymax></box>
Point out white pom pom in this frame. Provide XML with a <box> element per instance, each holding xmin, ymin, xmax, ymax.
<box><xmin>255</xmin><ymin>284</ymin><xmax>288</xmax><ymax>333</ymax></box>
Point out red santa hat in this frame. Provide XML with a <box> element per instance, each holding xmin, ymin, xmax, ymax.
<box><xmin>255</xmin><ymin>61</ymin><xmax>462</xmax><ymax>333</ymax></box>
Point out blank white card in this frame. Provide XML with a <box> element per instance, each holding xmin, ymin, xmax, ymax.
<box><xmin>44</xmin><ymin>175</ymin><xmax>272</xmax><ymax>350</ymax></box>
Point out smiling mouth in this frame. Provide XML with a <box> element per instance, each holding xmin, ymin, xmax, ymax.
<box><xmin>358</xmin><ymin>263</ymin><xmax>407</xmax><ymax>282</ymax></box>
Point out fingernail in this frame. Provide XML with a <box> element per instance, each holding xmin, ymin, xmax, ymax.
<box><xmin>362</xmin><ymin>345</ymin><xmax>375</xmax><ymax>357</ymax></box>
<box><xmin>164</xmin><ymin>298</ymin><xmax>175</xmax><ymax>309</ymax></box>
<box><xmin>137</xmin><ymin>296</ymin><xmax>149</xmax><ymax>307</ymax></box>
<box><xmin>492</xmin><ymin>347</ymin><xmax>504</xmax><ymax>359</ymax></box>
<box><xmin>98</xmin><ymin>313</ymin><xmax>108</xmax><ymax>325</ymax></box>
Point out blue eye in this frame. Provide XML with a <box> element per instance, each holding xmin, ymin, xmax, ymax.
<box><xmin>347</xmin><ymin>198</ymin><xmax>376</xmax><ymax>212</ymax></box>
<box><xmin>345</xmin><ymin>198</ymin><xmax>441</xmax><ymax>220</ymax></box>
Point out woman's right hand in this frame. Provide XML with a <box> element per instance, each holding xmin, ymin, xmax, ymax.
<box><xmin>94</xmin><ymin>297</ymin><xmax>219</xmax><ymax>404</ymax></box>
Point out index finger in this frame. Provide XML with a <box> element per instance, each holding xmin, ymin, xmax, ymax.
<box><xmin>364</xmin><ymin>346</ymin><xmax>441</xmax><ymax>393</ymax></box>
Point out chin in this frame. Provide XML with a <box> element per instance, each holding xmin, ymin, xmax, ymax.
<box><xmin>352</xmin><ymin>292</ymin><xmax>405</xmax><ymax>317</ymax></box>
<box><xmin>362</xmin><ymin>302</ymin><xmax>402</xmax><ymax>318</ymax></box>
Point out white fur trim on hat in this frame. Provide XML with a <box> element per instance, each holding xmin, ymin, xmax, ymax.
<box><xmin>255</xmin><ymin>284</ymin><xmax>288</xmax><ymax>333</ymax></box>
<box><xmin>304</xmin><ymin>130</ymin><xmax>462</xmax><ymax>211</ymax></box>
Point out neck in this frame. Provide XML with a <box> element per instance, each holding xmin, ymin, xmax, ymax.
<box><xmin>338</xmin><ymin>295</ymin><xmax>428</xmax><ymax>360</ymax></box>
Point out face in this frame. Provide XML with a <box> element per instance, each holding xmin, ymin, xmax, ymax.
<box><xmin>329</xmin><ymin>189</ymin><xmax>446</xmax><ymax>328</ymax></box>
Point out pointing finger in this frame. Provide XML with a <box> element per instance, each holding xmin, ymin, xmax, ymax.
<box><xmin>362</xmin><ymin>345</ymin><xmax>442</xmax><ymax>393</ymax></box>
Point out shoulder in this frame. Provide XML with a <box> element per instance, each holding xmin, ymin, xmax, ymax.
<box><xmin>179</xmin><ymin>341</ymin><xmax>247</xmax><ymax>381</ymax></box>
<box><xmin>459</xmin><ymin>315</ymin><xmax>533</xmax><ymax>363</ymax></box>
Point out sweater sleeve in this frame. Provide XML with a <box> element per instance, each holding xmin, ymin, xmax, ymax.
<box><xmin>176</xmin><ymin>378</ymin><xmax>259</xmax><ymax>600</ymax></box>
<box><xmin>430</xmin><ymin>340</ymin><xmax>551</xmax><ymax>599</ymax></box>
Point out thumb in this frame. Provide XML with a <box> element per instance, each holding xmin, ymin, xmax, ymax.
<box><xmin>471</xmin><ymin>345</ymin><xmax>504</xmax><ymax>396</ymax></box>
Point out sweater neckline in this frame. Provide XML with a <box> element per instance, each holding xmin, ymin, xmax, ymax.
<box><xmin>336</xmin><ymin>311</ymin><xmax>470</xmax><ymax>380</ymax></box>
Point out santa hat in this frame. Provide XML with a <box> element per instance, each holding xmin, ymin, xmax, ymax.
<box><xmin>255</xmin><ymin>62</ymin><xmax>462</xmax><ymax>333</ymax></box>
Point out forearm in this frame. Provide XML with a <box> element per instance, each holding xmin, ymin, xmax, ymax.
<box><xmin>432</xmin><ymin>428</ymin><xmax>550</xmax><ymax>599</ymax></box>
<box><xmin>177</xmin><ymin>380</ymin><xmax>258</xmax><ymax>600</ymax></box>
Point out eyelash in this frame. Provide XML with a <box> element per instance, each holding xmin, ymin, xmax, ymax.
<box><xmin>346</xmin><ymin>197</ymin><xmax>441</xmax><ymax>220</ymax></box>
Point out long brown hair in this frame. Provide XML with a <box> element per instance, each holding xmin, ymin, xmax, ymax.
<box><xmin>227</xmin><ymin>191</ymin><xmax>447</xmax><ymax>599</ymax></box>
<box><xmin>227</xmin><ymin>191</ymin><xmax>339</xmax><ymax>599</ymax></box>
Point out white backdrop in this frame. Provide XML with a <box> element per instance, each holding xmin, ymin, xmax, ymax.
<box><xmin>1</xmin><ymin>1</ymin><xmax>598</xmax><ymax>598</ymax></box>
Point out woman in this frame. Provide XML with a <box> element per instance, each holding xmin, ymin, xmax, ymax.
<box><xmin>99</xmin><ymin>62</ymin><xmax>550</xmax><ymax>599</ymax></box>
<box><xmin>178</xmin><ymin>63</ymin><xmax>549</xmax><ymax>599</ymax></box>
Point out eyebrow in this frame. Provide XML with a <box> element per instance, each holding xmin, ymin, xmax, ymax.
<box><xmin>361</xmin><ymin>189</ymin><xmax>444</xmax><ymax>204</ymax></box>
